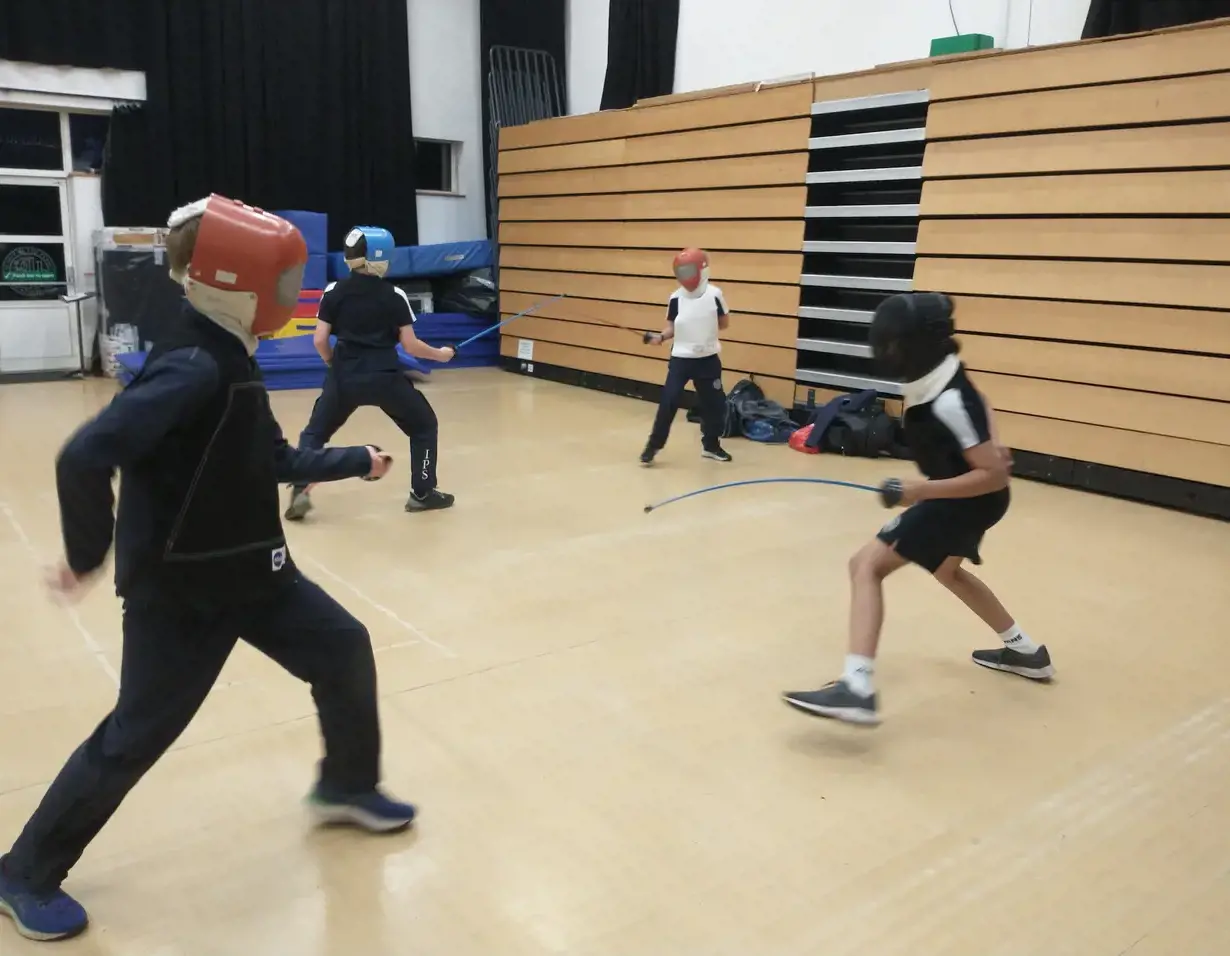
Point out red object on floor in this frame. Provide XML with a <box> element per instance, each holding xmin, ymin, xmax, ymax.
<box><xmin>788</xmin><ymin>425</ymin><xmax>820</xmax><ymax>454</ymax></box>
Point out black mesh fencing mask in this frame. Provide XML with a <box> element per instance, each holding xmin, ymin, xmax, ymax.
<box><xmin>869</xmin><ymin>292</ymin><xmax>956</xmax><ymax>382</ymax></box>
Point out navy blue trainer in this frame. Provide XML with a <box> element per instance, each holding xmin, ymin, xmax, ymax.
<box><xmin>0</xmin><ymin>855</ymin><xmax>89</xmax><ymax>941</ymax></box>
<box><xmin>306</xmin><ymin>786</ymin><xmax>417</xmax><ymax>833</ymax></box>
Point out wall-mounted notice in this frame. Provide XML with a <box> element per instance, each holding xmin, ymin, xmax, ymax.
<box><xmin>516</xmin><ymin>338</ymin><xmax>533</xmax><ymax>360</ymax></box>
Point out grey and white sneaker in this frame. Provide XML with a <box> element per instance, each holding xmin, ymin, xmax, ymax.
<box><xmin>971</xmin><ymin>645</ymin><xmax>1054</xmax><ymax>680</ymax></box>
<box><xmin>284</xmin><ymin>486</ymin><xmax>313</xmax><ymax>521</ymax></box>
<box><xmin>782</xmin><ymin>679</ymin><xmax>879</xmax><ymax>726</ymax></box>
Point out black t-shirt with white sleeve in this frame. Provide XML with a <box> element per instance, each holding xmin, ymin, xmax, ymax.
<box><xmin>901</xmin><ymin>359</ymin><xmax>995</xmax><ymax>481</ymax></box>
<box><xmin>319</xmin><ymin>272</ymin><xmax>415</xmax><ymax>372</ymax></box>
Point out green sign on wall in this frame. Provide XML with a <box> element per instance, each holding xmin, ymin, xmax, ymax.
<box><xmin>1</xmin><ymin>246</ymin><xmax>57</xmax><ymax>283</ymax></box>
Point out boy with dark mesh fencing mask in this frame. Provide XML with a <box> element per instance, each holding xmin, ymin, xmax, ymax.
<box><xmin>783</xmin><ymin>292</ymin><xmax>1053</xmax><ymax>727</ymax></box>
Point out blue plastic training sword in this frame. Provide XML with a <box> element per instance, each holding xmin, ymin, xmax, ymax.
<box><xmin>455</xmin><ymin>293</ymin><xmax>568</xmax><ymax>350</ymax></box>
<box><xmin>643</xmin><ymin>476</ymin><xmax>900</xmax><ymax>513</ymax></box>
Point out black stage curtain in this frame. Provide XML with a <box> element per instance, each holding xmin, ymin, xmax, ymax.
<box><xmin>599</xmin><ymin>0</ymin><xmax>679</xmax><ymax>111</ymax></box>
<box><xmin>83</xmin><ymin>0</ymin><xmax>418</xmax><ymax>250</ymax></box>
<box><xmin>0</xmin><ymin>0</ymin><xmax>148</xmax><ymax>71</ymax></box>
<box><xmin>1082</xmin><ymin>0</ymin><xmax>1230</xmax><ymax>37</ymax></box>
<box><xmin>479</xmin><ymin>0</ymin><xmax>567</xmax><ymax>235</ymax></box>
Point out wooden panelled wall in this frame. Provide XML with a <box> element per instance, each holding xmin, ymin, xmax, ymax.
<box><xmin>497</xmin><ymin>19</ymin><xmax>1230</xmax><ymax>496</ymax></box>
<box><xmin>916</xmin><ymin>21</ymin><xmax>1230</xmax><ymax>490</ymax></box>
<box><xmin>495</xmin><ymin>60</ymin><xmax>943</xmax><ymax>410</ymax></box>
<box><xmin>495</xmin><ymin>82</ymin><xmax>813</xmax><ymax>408</ymax></box>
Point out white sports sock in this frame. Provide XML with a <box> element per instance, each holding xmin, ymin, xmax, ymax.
<box><xmin>842</xmin><ymin>654</ymin><xmax>876</xmax><ymax>697</ymax></box>
<box><xmin>998</xmin><ymin>624</ymin><xmax>1039</xmax><ymax>654</ymax></box>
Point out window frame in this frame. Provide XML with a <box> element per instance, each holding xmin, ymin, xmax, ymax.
<box><xmin>413</xmin><ymin>137</ymin><xmax>463</xmax><ymax>197</ymax></box>
<box><xmin>0</xmin><ymin>175</ymin><xmax>74</xmax><ymax>303</ymax></box>
<box><xmin>0</xmin><ymin>104</ymin><xmax>68</xmax><ymax>176</ymax></box>
<box><xmin>0</xmin><ymin>100</ymin><xmax>114</xmax><ymax>179</ymax></box>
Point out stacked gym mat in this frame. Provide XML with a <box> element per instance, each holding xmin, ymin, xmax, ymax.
<box><xmin>325</xmin><ymin>238</ymin><xmax>495</xmax><ymax>283</ymax></box>
<box><xmin>107</xmin><ymin>212</ymin><xmax>498</xmax><ymax>387</ymax></box>
<box><xmin>328</xmin><ymin>237</ymin><xmax>500</xmax><ymax>369</ymax></box>
<box><xmin>275</xmin><ymin>210</ymin><xmax>329</xmax><ymax>292</ymax></box>
<box><xmin>114</xmin><ymin>337</ymin><xmax>434</xmax><ymax>389</ymax></box>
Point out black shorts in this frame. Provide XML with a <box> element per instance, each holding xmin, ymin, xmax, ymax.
<box><xmin>876</xmin><ymin>488</ymin><xmax>1010</xmax><ymax>574</ymax></box>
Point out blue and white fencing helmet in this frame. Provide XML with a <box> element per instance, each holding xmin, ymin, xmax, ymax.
<box><xmin>343</xmin><ymin>226</ymin><xmax>395</xmax><ymax>277</ymax></box>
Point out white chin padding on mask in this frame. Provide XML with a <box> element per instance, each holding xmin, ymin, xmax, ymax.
<box><xmin>183</xmin><ymin>278</ymin><xmax>260</xmax><ymax>352</ymax></box>
<box><xmin>344</xmin><ymin>257</ymin><xmax>389</xmax><ymax>278</ymax></box>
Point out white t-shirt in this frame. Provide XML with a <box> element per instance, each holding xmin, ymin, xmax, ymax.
<box><xmin>667</xmin><ymin>284</ymin><xmax>727</xmax><ymax>358</ymax></box>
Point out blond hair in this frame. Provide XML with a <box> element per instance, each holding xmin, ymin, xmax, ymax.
<box><xmin>165</xmin><ymin>216</ymin><xmax>201</xmax><ymax>279</ymax></box>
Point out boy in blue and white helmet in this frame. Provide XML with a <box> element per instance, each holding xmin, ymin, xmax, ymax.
<box><xmin>286</xmin><ymin>225</ymin><xmax>457</xmax><ymax>520</ymax></box>
<box><xmin>342</xmin><ymin>225</ymin><xmax>393</xmax><ymax>277</ymax></box>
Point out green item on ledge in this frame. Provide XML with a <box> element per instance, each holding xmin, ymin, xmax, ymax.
<box><xmin>929</xmin><ymin>34</ymin><xmax>995</xmax><ymax>56</ymax></box>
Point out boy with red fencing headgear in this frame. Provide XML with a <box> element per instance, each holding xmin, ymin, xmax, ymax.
<box><xmin>168</xmin><ymin>194</ymin><xmax>309</xmax><ymax>351</ymax></box>
<box><xmin>0</xmin><ymin>196</ymin><xmax>416</xmax><ymax>943</ymax></box>
<box><xmin>640</xmin><ymin>248</ymin><xmax>733</xmax><ymax>465</ymax></box>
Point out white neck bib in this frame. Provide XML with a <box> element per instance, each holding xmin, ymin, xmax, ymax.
<box><xmin>901</xmin><ymin>353</ymin><xmax>961</xmax><ymax>409</ymax></box>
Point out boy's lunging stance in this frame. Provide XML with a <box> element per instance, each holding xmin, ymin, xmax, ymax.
<box><xmin>783</xmin><ymin>292</ymin><xmax>1053</xmax><ymax>726</ymax></box>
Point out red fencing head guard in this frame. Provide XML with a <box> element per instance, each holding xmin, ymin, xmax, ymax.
<box><xmin>170</xmin><ymin>195</ymin><xmax>308</xmax><ymax>340</ymax></box>
<box><xmin>672</xmin><ymin>247</ymin><xmax>710</xmax><ymax>293</ymax></box>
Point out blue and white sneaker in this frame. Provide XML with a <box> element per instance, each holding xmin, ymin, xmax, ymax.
<box><xmin>306</xmin><ymin>786</ymin><xmax>417</xmax><ymax>833</ymax></box>
<box><xmin>0</xmin><ymin>855</ymin><xmax>89</xmax><ymax>941</ymax></box>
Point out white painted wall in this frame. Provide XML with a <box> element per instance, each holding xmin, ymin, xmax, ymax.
<box><xmin>68</xmin><ymin>173</ymin><xmax>103</xmax><ymax>365</ymax></box>
<box><xmin>0</xmin><ymin>61</ymin><xmax>145</xmax><ymax>373</ymax></box>
<box><xmin>567</xmin><ymin>0</ymin><xmax>611</xmax><ymax>120</ymax></box>
<box><xmin>566</xmin><ymin>0</ymin><xmax>1092</xmax><ymax>114</ymax></box>
<box><xmin>406</xmin><ymin>0</ymin><xmax>488</xmax><ymax>244</ymax></box>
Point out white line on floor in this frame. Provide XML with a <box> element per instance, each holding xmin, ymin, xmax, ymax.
<box><xmin>296</xmin><ymin>553</ymin><xmax>455</xmax><ymax>658</ymax></box>
<box><xmin>0</xmin><ymin>500</ymin><xmax>120</xmax><ymax>687</ymax></box>
<box><xmin>375</xmin><ymin>638</ymin><xmax>423</xmax><ymax>653</ymax></box>
<box><xmin>808</xmin><ymin>695</ymin><xmax>1230</xmax><ymax>956</ymax></box>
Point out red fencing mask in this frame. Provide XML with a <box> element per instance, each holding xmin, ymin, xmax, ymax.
<box><xmin>168</xmin><ymin>195</ymin><xmax>308</xmax><ymax>349</ymax></box>
<box><xmin>673</xmin><ymin>247</ymin><xmax>710</xmax><ymax>296</ymax></box>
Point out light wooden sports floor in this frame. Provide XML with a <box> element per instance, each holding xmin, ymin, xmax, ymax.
<box><xmin>1</xmin><ymin>367</ymin><xmax>1227</xmax><ymax>955</ymax></box>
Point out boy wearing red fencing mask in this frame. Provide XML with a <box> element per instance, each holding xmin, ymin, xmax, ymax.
<box><xmin>0</xmin><ymin>196</ymin><xmax>416</xmax><ymax>943</ymax></box>
<box><xmin>641</xmin><ymin>248</ymin><xmax>733</xmax><ymax>465</ymax></box>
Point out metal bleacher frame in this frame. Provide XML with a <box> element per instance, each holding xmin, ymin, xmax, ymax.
<box><xmin>795</xmin><ymin>88</ymin><xmax>930</xmax><ymax>405</ymax></box>
<box><xmin>486</xmin><ymin>45</ymin><xmax>566</xmax><ymax>283</ymax></box>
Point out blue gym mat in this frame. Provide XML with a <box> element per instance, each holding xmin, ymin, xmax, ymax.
<box><xmin>327</xmin><ymin>239</ymin><xmax>494</xmax><ymax>281</ymax></box>
<box><xmin>113</xmin><ymin>313</ymin><xmax>499</xmax><ymax>389</ymax></box>
<box><xmin>413</xmin><ymin>312</ymin><xmax>500</xmax><ymax>367</ymax></box>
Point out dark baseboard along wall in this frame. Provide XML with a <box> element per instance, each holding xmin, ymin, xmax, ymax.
<box><xmin>498</xmin><ymin>358</ymin><xmax>1230</xmax><ymax>522</ymax></box>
